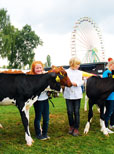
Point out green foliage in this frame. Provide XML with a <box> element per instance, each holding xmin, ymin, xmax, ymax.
<box><xmin>0</xmin><ymin>9</ymin><xmax>12</xmax><ymax>58</ymax></box>
<box><xmin>0</xmin><ymin>8</ymin><xmax>10</xmax><ymax>31</ymax></box>
<box><xmin>45</xmin><ymin>55</ymin><xmax>51</xmax><ymax>67</ymax></box>
<box><xmin>8</xmin><ymin>24</ymin><xmax>42</xmax><ymax>69</ymax></box>
<box><xmin>0</xmin><ymin>93</ymin><xmax>114</xmax><ymax>153</ymax></box>
<box><xmin>47</xmin><ymin>55</ymin><xmax>51</xmax><ymax>67</ymax></box>
<box><xmin>0</xmin><ymin>8</ymin><xmax>43</xmax><ymax>69</ymax></box>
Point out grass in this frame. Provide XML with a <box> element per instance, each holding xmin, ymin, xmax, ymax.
<box><xmin>0</xmin><ymin>93</ymin><xmax>114</xmax><ymax>154</ymax></box>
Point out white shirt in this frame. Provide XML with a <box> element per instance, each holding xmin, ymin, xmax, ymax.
<box><xmin>38</xmin><ymin>91</ymin><xmax>48</xmax><ymax>101</ymax></box>
<box><xmin>63</xmin><ymin>68</ymin><xmax>83</xmax><ymax>100</ymax></box>
<box><xmin>37</xmin><ymin>71</ymin><xmax>48</xmax><ymax>101</ymax></box>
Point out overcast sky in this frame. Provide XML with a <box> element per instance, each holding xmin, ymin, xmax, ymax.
<box><xmin>1</xmin><ymin>0</ymin><xmax>114</xmax><ymax>66</ymax></box>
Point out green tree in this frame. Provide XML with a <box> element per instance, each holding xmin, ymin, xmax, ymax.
<box><xmin>8</xmin><ymin>25</ymin><xmax>42</xmax><ymax>69</ymax></box>
<box><xmin>0</xmin><ymin>8</ymin><xmax>43</xmax><ymax>69</ymax></box>
<box><xmin>45</xmin><ymin>55</ymin><xmax>51</xmax><ymax>67</ymax></box>
<box><xmin>0</xmin><ymin>8</ymin><xmax>12</xmax><ymax>58</ymax></box>
<box><xmin>0</xmin><ymin>8</ymin><xmax>10</xmax><ymax>31</ymax></box>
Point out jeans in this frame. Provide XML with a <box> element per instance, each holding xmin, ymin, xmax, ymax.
<box><xmin>33</xmin><ymin>99</ymin><xmax>49</xmax><ymax>136</ymax></box>
<box><xmin>110</xmin><ymin>112</ymin><xmax>114</xmax><ymax>126</ymax></box>
<box><xmin>66</xmin><ymin>99</ymin><xmax>81</xmax><ymax>129</ymax></box>
<box><xmin>105</xmin><ymin>100</ymin><xmax>114</xmax><ymax>127</ymax></box>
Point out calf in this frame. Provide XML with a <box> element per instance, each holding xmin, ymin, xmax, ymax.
<box><xmin>84</xmin><ymin>76</ymin><xmax>114</xmax><ymax>135</ymax></box>
<box><xmin>0</xmin><ymin>70</ymin><xmax>72</xmax><ymax>146</ymax></box>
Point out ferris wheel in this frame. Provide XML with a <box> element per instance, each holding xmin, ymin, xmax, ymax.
<box><xmin>71</xmin><ymin>17</ymin><xmax>105</xmax><ymax>63</ymax></box>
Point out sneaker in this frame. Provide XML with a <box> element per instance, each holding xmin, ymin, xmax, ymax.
<box><xmin>37</xmin><ymin>135</ymin><xmax>50</xmax><ymax>141</ymax></box>
<box><xmin>72</xmin><ymin>129</ymin><xmax>79</xmax><ymax>136</ymax></box>
<box><xmin>68</xmin><ymin>127</ymin><xmax>74</xmax><ymax>134</ymax></box>
<box><xmin>109</xmin><ymin>125</ymin><xmax>114</xmax><ymax>130</ymax></box>
<box><xmin>36</xmin><ymin>135</ymin><xmax>44</xmax><ymax>140</ymax></box>
<box><xmin>43</xmin><ymin>135</ymin><xmax>50</xmax><ymax>140</ymax></box>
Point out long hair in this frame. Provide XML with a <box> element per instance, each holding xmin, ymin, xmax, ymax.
<box><xmin>30</xmin><ymin>61</ymin><xmax>44</xmax><ymax>74</ymax></box>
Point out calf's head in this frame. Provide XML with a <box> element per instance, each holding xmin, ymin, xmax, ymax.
<box><xmin>48</xmin><ymin>72</ymin><xmax>63</xmax><ymax>91</ymax></box>
<box><xmin>48</xmin><ymin>66</ymin><xmax>72</xmax><ymax>87</ymax></box>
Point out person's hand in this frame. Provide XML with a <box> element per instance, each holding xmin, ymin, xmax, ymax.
<box><xmin>72</xmin><ymin>82</ymin><xmax>77</xmax><ymax>87</ymax></box>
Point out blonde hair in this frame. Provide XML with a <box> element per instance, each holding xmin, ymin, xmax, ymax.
<box><xmin>69</xmin><ymin>57</ymin><xmax>81</xmax><ymax>68</ymax></box>
<box><xmin>30</xmin><ymin>61</ymin><xmax>44</xmax><ymax>74</ymax></box>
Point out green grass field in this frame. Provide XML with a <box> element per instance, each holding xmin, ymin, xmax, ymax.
<box><xmin>0</xmin><ymin>93</ymin><xmax>114</xmax><ymax>154</ymax></box>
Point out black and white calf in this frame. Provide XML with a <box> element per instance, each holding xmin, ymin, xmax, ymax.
<box><xmin>0</xmin><ymin>72</ymin><xmax>72</xmax><ymax>146</ymax></box>
<box><xmin>84</xmin><ymin>76</ymin><xmax>114</xmax><ymax>135</ymax></box>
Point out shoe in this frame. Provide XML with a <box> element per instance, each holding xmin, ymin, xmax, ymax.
<box><xmin>106</xmin><ymin>128</ymin><xmax>114</xmax><ymax>134</ymax></box>
<box><xmin>72</xmin><ymin>129</ymin><xmax>79</xmax><ymax>136</ymax></box>
<box><xmin>109</xmin><ymin>125</ymin><xmax>114</xmax><ymax>130</ymax></box>
<box><xmin>36</xmin><ymin>135</ymin><xmax>44</xmax><ymax>140</ymax></box>
<box><xmin>68</xmin><ymin>127</ymin><xmax>74</xmax><ymax>134</ymax></box>
<box><xmin>43</xmin><ymin>135</ymin><xmax>50</xmax><ymax>140</ymax></box>
<box><xmin>38</xmin><ymin>135</ymin><xmax>50</xmax><ymax>140</ymax></box>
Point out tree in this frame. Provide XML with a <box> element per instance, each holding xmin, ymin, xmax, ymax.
<box><xmin>45</xmin><ymin>55</ymin><xmax>51</xmax><ymax>67</ymax></box>
<box><xmin>8</xmin><ymin>24</ymin><xmax>43</xmax><ymax>69</ymax></box>
<box><xmin>0</xmin><ymin>8</ymin><xmax>12</xmax><ymax>58</ymax></box>
<box><xmin>0</xmin><ymin>8</ymin><xmax>10</xmax><ymax>31</ymax></box>
<box><xmin>0</xmin><ymin>8</ymin><xmax>43</xmax><ymax>69</ymax></box>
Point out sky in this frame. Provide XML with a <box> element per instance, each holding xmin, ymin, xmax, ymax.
<box><xmin>0</xmin><ymin>0</ymin><xmax>114</xmax><ymax>66</ymax></box>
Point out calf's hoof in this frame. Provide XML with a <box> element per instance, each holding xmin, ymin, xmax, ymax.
<box><xmin>84</xmin><ymin>122</ymin><xmax>90</xmax><ymax>134</ymax></box>
<box><xmin>27</xmin><ymin>142</ymin><xmax>32</xmax><ymax>146</ymax></box>
<box><xmin>0</xmin><ymin>124</ymin><xmax>3</xmax><ymax>128</ymax></box>
<box><xmin>104</xmin><ymin>134</ymin><xmax>109</xmax><ymax>137</ymax></box>
<box><xmin>84</xmin><ymin>128</ymin><xmax>89</xmax><ymax>134</ymax></box>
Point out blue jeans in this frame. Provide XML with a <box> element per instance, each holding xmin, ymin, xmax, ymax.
<box><xmin>110</xmin><ymin>112</ymin><xmax>114</xmax><ymax>126</ymax></box>
<box><xmin>33</xmin><ymin>99</ymin><xmax>49</xmax><ymax>136</ymax></box>
<box><xmin>66</xmin><ymin>99</ymin><xmax>81</xmax><ymax>129</ymax></box>
<box><xmin>105</xmin><ymin>100</ymin><xmax>114</xmax><ymax>127</ymax></box>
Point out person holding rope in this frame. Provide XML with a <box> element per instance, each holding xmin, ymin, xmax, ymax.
<box><xmin>63</xmin><ymin>57</ymin><xmax>83</xmax><ymax>136</ymax></box>
<box><xmin>30</xmin><ymin>61</ymin><xmax>50</xmax><ymax>140</ymax></box>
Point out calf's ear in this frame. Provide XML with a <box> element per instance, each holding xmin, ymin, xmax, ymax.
<box><xmin>55</xmin><ymin>74</ymin><xmax>64</xmax><ymax>82</ymax></box>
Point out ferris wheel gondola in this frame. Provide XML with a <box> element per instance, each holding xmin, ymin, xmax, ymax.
<box><xmin>71</xmin><ymin>17</ymin><xmax>105</xmax><ymax>63</ymax></box>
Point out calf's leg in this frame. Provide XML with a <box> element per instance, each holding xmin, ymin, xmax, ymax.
<box><xmin>84</xmin><ymin>95</ymin><xmax>88</xmax><ymax>111</ymax></box>
<box><xmin>84</xmin><ymin>99</ymin><xmax>93</xmax><ymax>134</ymax></box>
<box><xmin>99</xmin><ymin>104</ymin><xmax>108</xmax><ymax>135</ymax></box>
<box><xmin>100</xmin><ymin>103</ymin><xmax>114</xmax><ymax>135</ymax></box>
<box><xmin>19</xmin><ymin>106</ymin><xmax>34</xmax><ymax>146</ymax></box>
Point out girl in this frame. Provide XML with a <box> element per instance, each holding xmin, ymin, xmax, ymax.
<box><xmin>63</xmin><ymin>57</ymin><xmax>83</xmax><ymax>136</ymax></box>
<box><xmin>30</xmin><ymin>61</ymin><xmax>50</xmax><ymax>140</ymax></box>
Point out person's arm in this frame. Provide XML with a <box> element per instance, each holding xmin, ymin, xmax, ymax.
<box><xmin>103</xmin><ymin>70</ymin><xmax>109</xmax><ymax>78</ymax></box>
